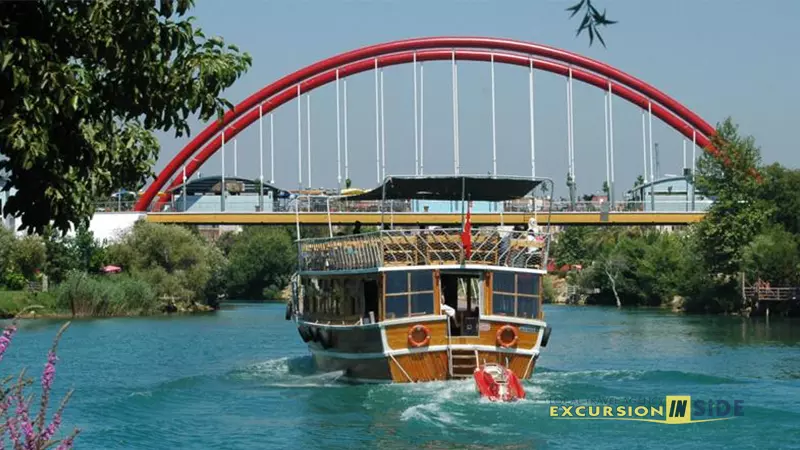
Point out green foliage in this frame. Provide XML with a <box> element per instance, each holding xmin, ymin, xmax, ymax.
<box><xmin>695</xmin><ymin>118</ymin><xmax>773</xmax><ymax>275</ymax></box>
<box><xmin>0</xmin><ymin>290</ymin><xmax>58</xmax><ymax>317</ymax></box>
<box><xmin>10</xmin><ymin>234</ymin><xmax>46</xmax><ymax>280</ymax></box>
<box><xmin>42</xmin><ymin>227</ymin><xmax>79</xmax><ymax>283</ymax></box>
<box><xmin>542</xmin><ymin>276</ymin><xmax>556</xmax><ymax>303</ymax></box>
<box><xmin>758</xmin><ymin>163</ymin><xmax>800</xmax><ymax>234</ymax></box>
<box><xmin>553</xmin><ymin>226</ymin><xmax>595</xmax><ymax>267</ymax></box>
<box><xmin>54</xmin><ymin>271</ymin><xmax>158</xmax><ymax>316</ymax></box>
<box><xmin>0</xmin><ymin>0</ymin><xmax>252</xmax><ymax>234</ymax></box>
<box><xmin>742</xmin><ymin>226</ymin><xmax>799</xmax><ymax>287</ymax></box>
<box><xmin>106</xmin><ymin>221</ymin><xmax>228</xmax><ymax>305</ymax></box>
<box><xmin>551</xmin><ymin>118</ymin><xmax>799</xmax><ymax>314</ymax></box>
<box><xmin>224</xmin><ymin>227</ymin><xmax>295</xmax><ymax>300</ymax></box>
<box><xmin>566</xmin><ymin>0</ymin><xmax>616</xmax><ymax>47</ymax></box>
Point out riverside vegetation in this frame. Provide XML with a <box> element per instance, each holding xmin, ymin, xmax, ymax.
<box><xmin>0</xmin><ymin>222</ymin><xmax>298</xmax><ymax>318</ymax></box>
<box><xmin>546</xmin><ymin>119</ymin><xmax>800</xmax><ymax>315</ymax></box>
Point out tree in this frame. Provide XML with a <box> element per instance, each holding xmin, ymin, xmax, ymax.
<box><xmin>694</xmin><ymin>118</ymin><xmax>771</xmax><ymax>275</ymax></box>
<box><xmin>741</xmin><ymin>226</ymin><xmax>799</xmax><ymax>287</ymax></box>
<box><xmin>0</xmin><ymin>0</ymin><xmax>252</xmax><ymax>234</ymax></box>
<box><xmin>225</xmin><ymin>227</ymin><xmax>295</xmax><ymax>300</ymax></box>
<box><xmin>43</xmin><ymin>227</ymin><xmax>80</xmax><ymax>284</ymax></box>
<box><xmin>105</xmin><ymin>221</ymin><xmax>228</xmax><ymax>304</ymax></box>
<box><xmin>12</xmin><ymin>234</ymin><xmax>46</xmax><ymax>280</ymax></box>
<box><xmin>602</xmin><ymin>181</ymin><xmax>610</xmax><ymax>195</ymax></box>
<box><xmin>599</xmin><ymin>245</ymin><xmax>625</xmax><ymax>308</ymax></box>
<box><xmin>758</xmin><ymin>164</ymin><xmax>800</xmax><ymax>234</ymax></box>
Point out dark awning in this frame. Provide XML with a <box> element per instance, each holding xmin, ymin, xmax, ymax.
<box><xmin>343</xmin><ymin>176</ymin><xmax>542</xmax><ymax>201</ymax></box>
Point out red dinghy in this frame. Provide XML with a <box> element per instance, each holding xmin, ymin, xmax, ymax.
<box><xmin>473</xmin><ymin>363</ymin><xmax>526</xmax><ymax>402</ymax></box>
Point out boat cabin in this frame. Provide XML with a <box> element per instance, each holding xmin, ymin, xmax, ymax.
<box><xmin>294</xmin><ymin>175</ymin><xmax>552</xmax><ymax>330</ymax></box>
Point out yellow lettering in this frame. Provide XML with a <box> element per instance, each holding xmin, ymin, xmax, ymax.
<box><xmin>650</xmin><ymin>406</ymin><xmax>663</xmax><ymax>417</ymax></box>
<box><xmin>549</xmin><ymin>406</ymin><xmax>558</xmax><ymax>417</ymax></box>
<box><xmin>634</xmin><ymin>406</ymin><xmax>648</xmax><ymax>417</ymax></box>
<box><xmin>588</xmin><ymin>406</ymin><xmax>600</xmax><ymax>417</ymax></box>
<box><xmin>616</xmin><ymin>406</ymin><xmax>627</xmax><ymax>416</ymax></box>
<box><xmin>561</xmin><ymin>406</ymin><xmax>573</xmax><ymax>417</ymax></box>
<box><xmin>575</xmin><ymin>406</ymin><xmax>586</xmax><ymax>417</ymax></box>
<box><xmin>603</xmin><ymin>406</ymin><xmax>612</xmax><ymax>416</ymax></box>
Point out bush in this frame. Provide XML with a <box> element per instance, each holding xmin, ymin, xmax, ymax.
<box><xmin>105</xmin><ymin>221</ymin><xmax>229</xmax><ymax>307</ymax></box>
<box><xmin>54</xmin><ymin>271</ymin><xmax>158</xmax><ymax>316</ymax></box>
<box><xmin>224</xmin><ymin>227</ymin><xmax>294</xmax><ymax>300</ymax></box>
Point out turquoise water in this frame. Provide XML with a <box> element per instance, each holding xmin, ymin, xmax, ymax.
<box><xmin>4</xmin><ymin>304</ymin><xmax>800</xmax><ymax>449</ymax></box>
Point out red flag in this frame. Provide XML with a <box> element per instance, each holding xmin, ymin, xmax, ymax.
<box><xmin>461</xmin><ymin>202</ymin><xmax>472</xmax><ymax>259</ymax></box>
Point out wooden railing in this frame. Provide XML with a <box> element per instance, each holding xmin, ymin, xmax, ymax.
<box><xmin>743</xmin><ymin>286</ymin><xmax>799</xmax><ymax>302</ymax></box>
<box><xmin>298</xmin><ymin>228</ymin><xmax>550</xmax><ymax>272</ymax></box>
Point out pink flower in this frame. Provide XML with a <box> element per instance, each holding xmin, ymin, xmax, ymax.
<box><xmin>41</xmin><ymin>350</ymin><xmax>58</xmax><ymax>392</ymax></box>
<box><xmin>0</xmin><ymin>324</ymin><xmax>17</xmax><ymax>362</ymax></box>
<box><xmin>41</xmin><ymin>412</ymin><xmax>62</xmax><ymax>443</ymax></box>
<box><xmin>55</xmin><ymin>434</ymin><xmax>75</xmax><ymax>450</ymax></box>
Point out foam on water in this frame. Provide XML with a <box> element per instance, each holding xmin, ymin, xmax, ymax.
<box><xmin>226</xmin><ymin>356</ymin><xmax>347</xmax><ymax>388</ymax></box>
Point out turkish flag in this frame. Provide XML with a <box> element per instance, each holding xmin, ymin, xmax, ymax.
<box><xmin>461</xmin><ymin>202</ymin><xmax>472</xmax><ymax>259</ymax></box>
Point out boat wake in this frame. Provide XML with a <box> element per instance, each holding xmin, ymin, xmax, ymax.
<box><xmin>228</xmin><ymin>356</ymin><xmax>347</xmax><ymax>388</ymax></box>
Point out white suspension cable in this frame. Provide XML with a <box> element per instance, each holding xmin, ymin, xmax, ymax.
<box><xmin>335</xmin><ymin>69</ymin><xmax>342</xmax><ymax>189</ymax></box>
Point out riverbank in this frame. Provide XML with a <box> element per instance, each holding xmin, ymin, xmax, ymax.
<box><xmin>0</xmin><ymin>289</ymin><xmax>215</xmax><ymax>319</ymax></box>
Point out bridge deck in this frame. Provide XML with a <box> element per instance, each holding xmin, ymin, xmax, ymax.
<box><xmin>145</xmin><ymin>211</ymin><xmax>704</xmax><ymax>226</ymax></box>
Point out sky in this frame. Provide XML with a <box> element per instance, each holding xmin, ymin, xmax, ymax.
<box><xmin>152</xmin><ymin>0</ymin><xmax>800</xmax><ymax>200</ymax></box>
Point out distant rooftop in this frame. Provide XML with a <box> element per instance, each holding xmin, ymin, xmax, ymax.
<box><xmin>168</xmin><ymin>175</ymin><xmax>288</xmax><ymax>196</ymax></box>
<box><xmin>344</xmin><ymin>175</ymin><xmax>543</xmax><ymax>201</ymax></box>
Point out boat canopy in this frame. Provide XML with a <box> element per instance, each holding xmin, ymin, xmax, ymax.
<box><xmin>342</xmin><ymin>175</ymin><xmax>543</xmax><ymax>202</ymax></box>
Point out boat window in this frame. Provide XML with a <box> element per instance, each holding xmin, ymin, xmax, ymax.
<box><xmin>493</xmin><ymin>271</ymin><xmax>515</xmax><ymax>294</ymax></box>
<box><xmin>386</xmin><ymin>296</ymin><xmax>409</xmax><ymax>319</ymax></box>
<box><xmin>517</xmin><ymin>273</ymin><xmax>538</xmax><ymax>296</ymax></box>
<box><xmin>383</xmin><ymin>270</ymin><xmax>436</xmax><ymax>319</ymax></box>
<box><xmin>411</xmin><ymin>271</ymin><xmax>434</xmax><ymax>292</ymax></box>
<box><xmin>517</xmin><ymin>296</ymin><xmax>537</xmax><ymax>318</ymax></box>
<box><xmin>491</xmin><ymin>271</ymin><xmax>540</xmax><ymax>318</ymax></box>
<box><xmin>411</xmin><ymin>292</ymin><xmax>434</xmax><ymax>315</ymax></box>
<box><xmin>386</xmin><ymin>271</ymin><xmax>408</xmax><ymax>294</ymax></box>
<box><xmin>300</xmin><ymin>276</ymin><xmax>372</xmax><ymax>322</ymax></box>
<box><xmin>494</xmin><ymin>294</ymin><xmax>515</xmax><ymax>315</ymax></box>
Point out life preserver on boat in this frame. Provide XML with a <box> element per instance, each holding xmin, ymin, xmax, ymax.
<box><xmin>496</xmin><ymin>325</ymin><xmax>519</xmax><ymax>348</ymax></box>
<box><xmin>541</xmin><ymin>325</ymin><xmax>552</xmax><ymax>348</ymax></box>
<box><xmin>407</xmin><ymin>324</ymin><xmax>431</xmax><ymax>348</ymax></box>
<box><xmin>285</xmin><ymin>302</ymin><xmax>293</xmax><ymax>320</ymax></box>
<box><xmin>298</xmin><ymin>325</ymin><xmax>313</xmax><ymax>342</ymax></box>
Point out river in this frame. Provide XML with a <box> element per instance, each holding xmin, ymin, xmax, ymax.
<box><xmin>4</xmin><ymin>304</ymin><xmax>800</xmax><ymax>449</ymax></box>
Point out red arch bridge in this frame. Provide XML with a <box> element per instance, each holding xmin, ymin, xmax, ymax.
<box><xmin>131</xmin><ymin>36</ymin><xmax>730</xmax><ymax>226</ymax></box>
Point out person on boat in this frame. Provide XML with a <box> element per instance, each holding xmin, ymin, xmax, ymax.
<box><xmin>441</xmin><ymin>301</ymin><xmax>455</xmax><ymax>318</ymax></box>
<box><xmin>352</xmin><ymin>220</ymin><xmax>362</xmax><ymax>234</ymax></box>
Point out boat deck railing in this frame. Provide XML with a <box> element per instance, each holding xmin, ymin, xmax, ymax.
<box><xmin>298</xmin><ymin>227</ymin><xmax>550</xmax><ymax>272</ymax></box>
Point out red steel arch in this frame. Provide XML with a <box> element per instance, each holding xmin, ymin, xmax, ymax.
<box><xmin>136</xmin><ymin>37</ymin><xmax>724</xmax><ymax>212</ymax></box>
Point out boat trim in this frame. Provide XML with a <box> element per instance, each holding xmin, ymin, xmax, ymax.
<box><xmin>379</xmin><ymin>264</ymin><xmax>547</xmax><ymax>275</ymax></box>
<box><xmin>297</xmin><ymin>315</ymin><xmax>547</xmax><ymax>329</ymax></box>
<box><xmin>298</xmin><ymin>264</ymin><xmax>548</xmax><ymax>277</ymax></box>
<box><xmin>309</xmin><ymin>344</ymin><xmax>541</xmax><ymax>359</ymax></box>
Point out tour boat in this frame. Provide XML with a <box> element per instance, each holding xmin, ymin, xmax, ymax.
<box><xmin>473</xmin><ymin>363</ymin><xmax>526</xmax><ymax>402</ymax></box>
<box><xmin>287</xmin><ymin>175</ymin><xmax>553</xmax><ymax>383</ymax></box>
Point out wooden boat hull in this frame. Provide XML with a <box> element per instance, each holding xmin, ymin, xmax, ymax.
<box><xmin>298</xmin><ymin>317</ymin><xmax>544</xmax><ymax>383</ymax></box>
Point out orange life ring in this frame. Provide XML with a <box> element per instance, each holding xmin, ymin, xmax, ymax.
<box><xmin>496</xmin><ymin>325</ymin><xmax>519</xmax><ymax>348</ymax></box>
<box><xmin>407</xmin><ymin>324</ymin><xmax>431</xmax><ymax>348</ymax></box>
